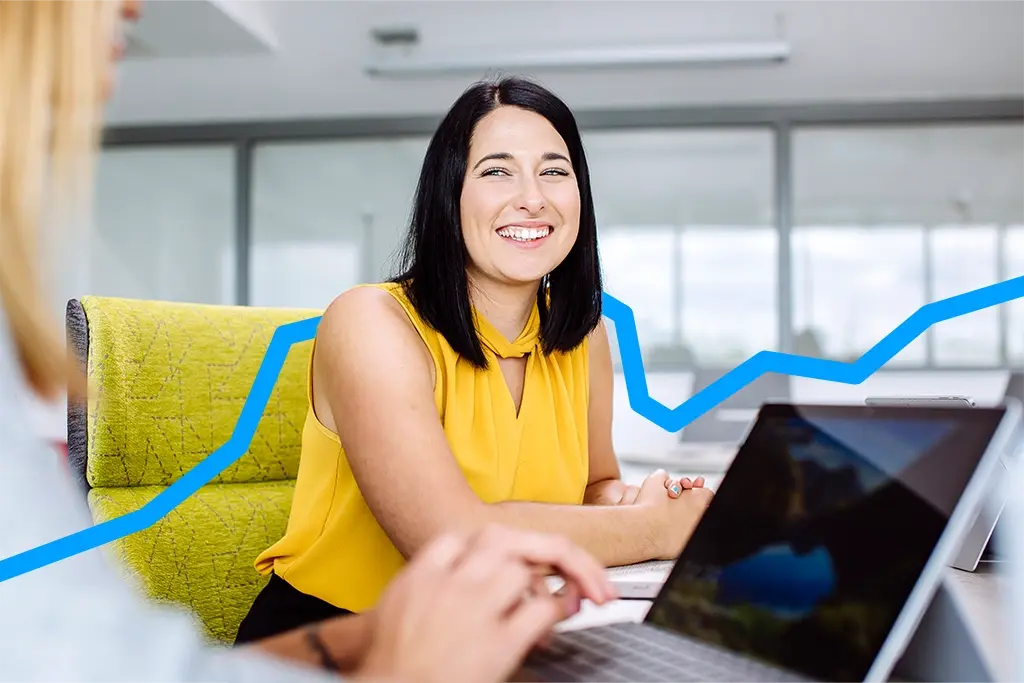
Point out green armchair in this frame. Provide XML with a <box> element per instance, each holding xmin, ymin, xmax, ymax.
<box><xmin>65</xmin><ymin>295</ymin><xmax>320</xmax><ymax>643</ymax></box>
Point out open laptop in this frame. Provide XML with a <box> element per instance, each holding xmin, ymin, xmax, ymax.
<box><xmin>519</xmin><ymin>401</ymin><xmax>1020</xmax><ymax>682</ymax></box>
<box><xmin>624</xmin><ymin>370</ymin><xmax>791</xmax><ymax>472</ymax></box>
<box><xmin>679</xmin><ymin>369</ymin><xmax>791</xmax><ymax>446</ymax></box>
<box><xmin>862</xmin><ymin>372</ymin><xmax>1023</xmax><ymax>571</ymax></box>
<box><xmin>950</xmin><ymin>370</ymin><xmax>1023</xmax><ymax>570</ymax></box>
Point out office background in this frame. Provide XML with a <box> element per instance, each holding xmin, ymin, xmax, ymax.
<box><xmin>72</xmin><ymin>0</ymin><xmax>1024</xmax><ymax>456</ymax></box>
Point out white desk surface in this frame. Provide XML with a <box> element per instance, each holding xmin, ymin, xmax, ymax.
<box><xmin>944</xmin><ymin>563</ymin><xmax>1013</xmax><ymax>680</ymax></box>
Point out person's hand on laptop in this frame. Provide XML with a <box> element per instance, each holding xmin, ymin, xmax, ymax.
<box><xmin>354</xmin><ymin>524</ymin><xmax>617</xmax><ymax>683</ymax></box>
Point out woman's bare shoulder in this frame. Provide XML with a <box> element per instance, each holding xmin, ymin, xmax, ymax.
<box><xmin>316</xmin><ymin>284</ymin><xmax>433</xmax><ymax>373</ymax></box>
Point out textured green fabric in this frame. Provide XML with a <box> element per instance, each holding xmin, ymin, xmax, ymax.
<box><xmin>81</xmin><ymin>296</ymin><xmax>319</xmax><ymax>488</ymax></box>
<box><xmin>88</xmin><ymin>482</ymin><xmax>297</xmax><ymax>643</ymax></box>
<box><xmin>78</xmin><ymin>296</ymin><xmax>321</xmax><ymax>643</ymax></box>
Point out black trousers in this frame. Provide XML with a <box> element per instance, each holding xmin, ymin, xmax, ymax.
<box><xmin>234</xmin><ymin>573</ymin><xmax>353</xmax><ymax>645</ymax></box>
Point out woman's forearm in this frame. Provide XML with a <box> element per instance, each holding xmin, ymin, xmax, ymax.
<box><xmin>482</xmin><ymin>500</ymin><xmax>662</xmax><ymax>567</ymax></box>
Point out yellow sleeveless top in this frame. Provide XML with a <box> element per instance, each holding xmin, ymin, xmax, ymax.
<box><xmin>254</xmin><ymin>282</ymin><xmax>591</xmax><ymax>612</ymax></box>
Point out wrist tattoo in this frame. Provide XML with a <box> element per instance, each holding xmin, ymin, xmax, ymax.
<box><xmin>305</xmin><ymin>623</ymin><xmax>342</xmax><ymax>672</ymax></box>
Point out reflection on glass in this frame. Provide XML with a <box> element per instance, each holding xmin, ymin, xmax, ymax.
<box><xmin>250</xmin><ymin>137</ymin><xmax>430</xmax><ymax>308</ymax></box>
<box><xmin>250</xmin><ymin>243</ymin><xmax>361</xmax><ymax>310</ymax></box>
<box><xmin>680</xmin><ymin>228</ymin><xmax>777</xmax><ymax>365</ymax></box>
<box><xmin>931</xmin><ymin>226</ymin><xmax>999</xmax><ymax>365</ymax></box>
<box><xmin>792</xmin><ymin>227</ymin><xmax>926</xmax><ymax>365</ymax></box>
<box><xmin>646</xmin><ymin>405</ymin><xmax>1005</xmax><ymax>682</ymax></box>
<box><xmin>584</xmin><ymin>128</ymin><xmax>774</xmax><ymax>368</ymax></box>
<box><xmin>92</xmin><ymin>145</ymin><xmax>236</xmax><ymax>305</ymax></box>
<box><xmin>793</xmin><ymin>124</ymin><xmax>1023</xmax><ymax>369</ymax></box>
<box><xmin>598</xmin><ymin>227</ymin><xmax>675</xmax><ymax>361</ymax></box>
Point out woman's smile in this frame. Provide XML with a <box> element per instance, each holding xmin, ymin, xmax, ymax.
<box><xmin>495</xmin><ymin>221</ymin><xmax>554</xmax><ymax>249</ymax></box>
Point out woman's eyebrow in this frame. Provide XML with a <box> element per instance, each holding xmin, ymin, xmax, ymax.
<box><xmin>472</xmin><ymin>152</ymin><xmax>513</xmax><ymax>170</ymax></box>
<box><xmin>471</xmin><ymin>151</ymin><xmax>570</xmax><ymax>170</ymax></box>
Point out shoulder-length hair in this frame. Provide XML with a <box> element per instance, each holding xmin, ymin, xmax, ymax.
<box><xmin>391</xmin><ymin>76</ymin><xmax>603</xmax><ymax>368</ymax></box>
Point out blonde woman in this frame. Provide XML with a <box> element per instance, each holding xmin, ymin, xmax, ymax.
<box><xmin>0</xmin><ymin>2</ymin><xmax>615</xmax><ymax>681</ymax></box>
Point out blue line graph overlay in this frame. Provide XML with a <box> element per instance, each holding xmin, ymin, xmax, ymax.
<box><xmin>612</xmin><ymin>275</ymin><xmax>1024</xmax><ymax>432</ymax></box>
<box><xmin>1</xmin><ymin>275</ymin><xmax>1022</xmax><ymax>582</ymax></box>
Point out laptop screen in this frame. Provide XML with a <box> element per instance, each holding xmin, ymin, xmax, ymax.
<box><xmin>645</xmin><ymin>403</ymin><xmax>1007</xmax><ymax>682</ymax></box>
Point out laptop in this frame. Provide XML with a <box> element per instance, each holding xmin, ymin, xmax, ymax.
<box><xmin>678</xmin><ymin>369</ymin><xmax>792</xmax><ymax>445</ymax></box>
<box><xmin>623</xmin><ymin>370</ymin><xmax>791</xmax><ymax>472</ymax></box>
<box><xmin>864</xmin><ymin>373</ymin><xmax>1024</xmax><ymax>571</ymax></box>
<box><xmin>949</xmin><ymin>371</ymin><xmax>1023</xmax><ymax>571</ymax></box>
<box><xmin>519</xmin><ymin>401</ymin><xmax>1021</xmax><ymax>682</ymax></box>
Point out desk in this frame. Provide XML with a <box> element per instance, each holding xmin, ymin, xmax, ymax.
<box><xmin>942</xmin><ymin>563</ymin><xmax>1013</xmax><ymax>680</ymax></box>
<box><xmin>556</xmin><ymin>564</ymin><xmax>1013</xmax><ymax>681</ymax></box>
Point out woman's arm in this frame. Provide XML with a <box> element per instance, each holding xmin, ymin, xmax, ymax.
<box><xmin>581</xmin><ymin>320</ymin><xmax>708</xmax><ymax>506</ymax></box>
<box><xmin>581</xmin><ymin>320</ymin><xmax>632</xmax><ymax>506</ymax></box>
<box><xmin>312</xmin><ymin>288</ymin><xmax>700</xmax><ymax>568</ymax></box>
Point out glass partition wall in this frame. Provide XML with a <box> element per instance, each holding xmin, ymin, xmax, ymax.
<box><xmin>97</xmin><ymin>107</ymin><xmax>1024</xmax><ymax>373</ymax></box>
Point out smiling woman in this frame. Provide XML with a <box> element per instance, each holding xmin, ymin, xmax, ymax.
<box><xmin>235</xmin><ymin>76</ymin><xmax>716</xmax><ymax>642</ymax></box>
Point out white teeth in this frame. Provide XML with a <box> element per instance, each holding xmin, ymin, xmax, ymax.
<box><xmin>497</xmin><ymin>226</ymin><xmax>551</xmax><ymax>241</ymax></box>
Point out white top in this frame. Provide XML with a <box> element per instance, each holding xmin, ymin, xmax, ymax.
<box><xmin>0</xmin><ymin>308</ymin><xmax>338</xmax><ymax>682</ymax></box>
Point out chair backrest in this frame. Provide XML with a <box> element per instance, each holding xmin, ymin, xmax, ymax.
<box><xmin>66</xmin><ymin>295</ymin><xmax>320</xmax><ymax>643</ymax></box>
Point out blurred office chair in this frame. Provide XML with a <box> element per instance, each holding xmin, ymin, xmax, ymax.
<box><xmin>678</xmin><ymin>369</ymin><xmax>792</xmax><ymax>445</ymax></box>
<box><xmin>65</xmin><ymin>296</ymin><xmax>319</xmax><ymax>643</ymax></box>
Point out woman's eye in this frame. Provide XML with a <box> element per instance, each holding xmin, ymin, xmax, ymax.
<box><xmin>480</xmin><ymin>167</ymin><xmax>569</xmax><ymax>178</ymax></box>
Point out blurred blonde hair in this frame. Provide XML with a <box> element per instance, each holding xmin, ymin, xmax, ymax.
<box><xmin>0</xmin><ymin>0</ymin><xmax>118</xmax><ymax>399</ymax></box>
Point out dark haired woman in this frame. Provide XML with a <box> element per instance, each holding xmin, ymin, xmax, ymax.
<box><xmin>235</xmin><ymin>77</ymin><xmax>713</xmax><ymax>642</ymax></box>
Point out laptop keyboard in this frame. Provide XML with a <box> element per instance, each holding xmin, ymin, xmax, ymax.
<box><xmin>522</xmin><ymin>622</ymin><xmax>810</xmax><ymax>682</ymax></box>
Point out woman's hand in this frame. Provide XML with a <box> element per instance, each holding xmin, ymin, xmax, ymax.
<box><xmin>353</xmin><ymin>524</ymin><xmax>617</xmax><ymax>683</ymax></box>
<box><xmin>665</xmin><ymin>474</ymin><xmax>707</xmax><ymax>498</ymax></box>
<box><xmin>614</xmin><ymin>473</ymin><xmax>707</xmax><ymax>505</ymax></box>
<box><xmin>634</xmin><ymin>470</ymin><xmax>715</xmax><ymax>560</ymax></box>
<box><xmin>586</xmin><ymin>473</ymin><xmax>707</xmax><ymax>507</ymax></box>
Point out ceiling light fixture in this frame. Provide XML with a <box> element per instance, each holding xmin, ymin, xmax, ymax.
<box><xmin>364</xmin><ymin>40</ymin><xmax>790</xmax><ymax>79</ymax></box>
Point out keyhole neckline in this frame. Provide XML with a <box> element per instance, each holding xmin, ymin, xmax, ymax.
<box><xmin>472</xmin><ymin>301</ymin><xmax>541</xmax><ymax>360</ymax></box>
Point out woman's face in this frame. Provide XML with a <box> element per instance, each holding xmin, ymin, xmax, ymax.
<box><xmin>460</xmin><ymin>105</ymin><xmax>581</xmax><ymax>289</ymax></box>
<box><xmin>102</xmin><ymin>0</ymin><xmax>141</xmax><ymax>100</ymax></box>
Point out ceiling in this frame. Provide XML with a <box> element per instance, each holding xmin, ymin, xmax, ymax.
<box><xmin>121</xmin><ymin>0</ymin><xmax>276</xmax><ymax>60</ymax></box>
<box><xmin>106</xmin><ymin>0</ymin><xmax>1024</xmax><ymax>126</ymax></box>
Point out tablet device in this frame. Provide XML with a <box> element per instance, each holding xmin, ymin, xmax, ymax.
<box><xmin>865</xmin><ymin>396</ymin><xmax>976</xmax><ymax>408</ymax></box>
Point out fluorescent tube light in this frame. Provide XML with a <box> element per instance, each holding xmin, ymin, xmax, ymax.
<box><xmin>364</xmin><ymin>41</ymin><xmax>790</xmax><ymax>78</ymax></box>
